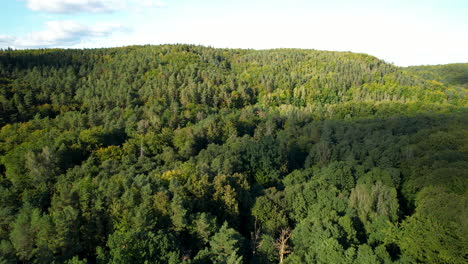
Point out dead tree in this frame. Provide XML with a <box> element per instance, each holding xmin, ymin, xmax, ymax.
<box><xmin>274</xmin><ymin>228</ymin><xmax>292</xmax><ymax>264</ymax></box>
<box><xmin>251</xmin><ymin>218</ymin><xmax>262</xmax><ymax>256</ymax></box>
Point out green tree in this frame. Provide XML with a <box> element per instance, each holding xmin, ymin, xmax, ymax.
<box><xmin>398</xmin><ymin>187</ymin><xmax>467</xmax><ymax>264</ymax></box>
<box><xmin>196</xmin><ymin>222</ymin><xmax>245</xmax><ymax>264</ymax></box>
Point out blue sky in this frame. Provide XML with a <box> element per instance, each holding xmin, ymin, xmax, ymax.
<box><xmin>0</xmin><ymin>0</ymin><xmax>467</xmax><ymax>66</ymax></box>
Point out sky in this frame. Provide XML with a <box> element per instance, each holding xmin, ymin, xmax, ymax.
<box><xmin>0</xmin><ymin>0</ymin><xmax>467</xmax><ymax>66</ymax></box>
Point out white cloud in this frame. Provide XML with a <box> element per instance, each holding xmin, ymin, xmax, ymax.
<box><xmin>2</xmin><ymin>21</ymin><xmax>125</xmax><ymax>48</ymax></box>
<box><xmin>24</xmin><ymin>0</ymin><xmax>167</xmax><ymax>14</ymax></box>
<box><xmin>0</xmin><ymin>35</ymin><xmax>16</xmax><ymax>45</ymax></box>
<box><xmin>26</xmin><ymin>0</ymin><xmax>120</xmax><ymax>13</ymax></box>
<box><xmin>139</xmin><ymin>0</ymin><xmax>166</xmax><ymax>8</ymax></box>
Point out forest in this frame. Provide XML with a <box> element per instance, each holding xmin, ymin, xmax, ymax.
<box><xmin>0</xmin><ymin>45</ymin><xmax>466</xmax><ymax>263</ymax></box>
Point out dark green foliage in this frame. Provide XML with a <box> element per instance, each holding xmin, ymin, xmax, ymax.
<box><xmin>397</xmin><ymin>187</ymin><xmax>467</xmax><ymax>263</ymax></box>
<box><xmin>0</xmin><ymin>45</ymin><xmax>466</xmax><ymax>263</ymax></box>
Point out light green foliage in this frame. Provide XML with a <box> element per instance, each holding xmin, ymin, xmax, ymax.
<box><xmin>318</xmin><ymin>161</ymin><xmax>355</xmax><ymax>191</ymax></box>
<box><xmin>25</xmin><ymin>146</ymin><xmax>60</xmax><ymax>185</ymax></box>
<box><xmin>9</xmin><ymin>206</ymin><xmax>36</xmax><ymax>261</ymax></box>
<box><xmin>170</xmin><ymin>192</ymin><xmax>188</xmax><ymax>231</ymax></box>
<box><xmin>212</xmin><ymin>173</ymin><xmax>251</xmax><ymax>227</ymax></box>
<box><xmin>107</xmin><ymin>229</ymin><xmax>180</xmax><ymax>264</ymax></box>
<box><xmin>198</xmin><ymin>222</ymin><xmax>245</xmax><ymax>264</ymax></box>
<box><xmin>255</xmin><ymin>234</ymin><xmax>277</xmax><ymax>263</ymax></box>
<box><xmin>252</xmin><ymin>188</ymin><xmax>288</xmax><ymax>233</ymax></box>
<box><xmin>191</xmin><ymin>212</ymin><xmax>217</xmax><ymax>244</ymax></box>
<box><xmin>355</xmin><ymin>245</ymin><xmax>381</xmax><ymax>264</ymax></box>
<box><xmin>65</xmin><ymin>256</ymin><xmax>88</xmax><ymax>264</ymax></box>
<box><xmin>349</xmin><ymin>181</ymin><xmax>399</xmax><ymax>222</ymax></box>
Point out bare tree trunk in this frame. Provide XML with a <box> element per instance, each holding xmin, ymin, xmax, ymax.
<box><xmin>251</xmin><ymin>218</ymin><xmax>262</xmax><ymax>256</ymax></box>
<box><xmin>274</xmin><ymin>228</ymin><xmax>292</xmax><ymax>264</ymax></box>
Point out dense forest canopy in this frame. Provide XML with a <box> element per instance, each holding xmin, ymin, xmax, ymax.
<box><xmin>0</xmin><ymin>45</ymin><xmax>466</xmax><ymax>264</ymax></box>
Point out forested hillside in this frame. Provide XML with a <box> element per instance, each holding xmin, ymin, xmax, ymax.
<box><xmin>0</xmin><ymin>45</ymin><xmax>466</xmax><ymax>264</ymax></box>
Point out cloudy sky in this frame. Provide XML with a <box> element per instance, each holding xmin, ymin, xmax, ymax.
<box><xmin>1</xmin><ymin>0</ymin><xmax>467</xmax><ymax>66</ymax></box>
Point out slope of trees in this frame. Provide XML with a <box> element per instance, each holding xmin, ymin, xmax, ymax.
<box><xmin>0</xmin><ymin>45</ymin><xmax>466</xmax><ymax>263</ymax></box>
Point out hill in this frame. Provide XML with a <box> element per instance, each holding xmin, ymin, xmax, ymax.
<box><xmin>406</xmin><ymin>63</ymin><xmax>468</xmax><ymax>87</ymax></box>
<box><xmin>0</xmin><ymin>45</ymin><xmax>467</xmax><ymax>263</ymax></box>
